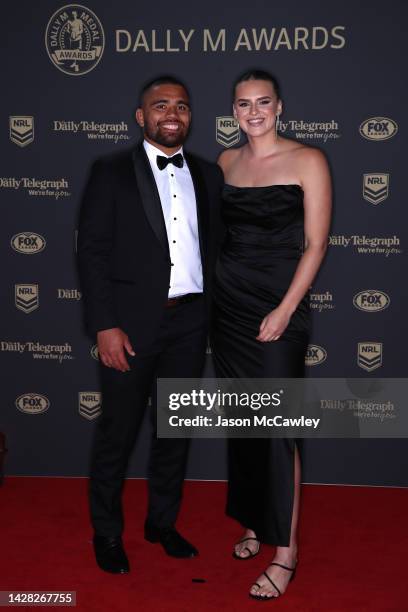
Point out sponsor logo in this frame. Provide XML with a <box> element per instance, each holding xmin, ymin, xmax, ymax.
<box><xmin>15</xmin><ymin>284</ymin><xmax>39</xmax><ymax>314</ymax></box>
<box><xmin>353</xmin><ymin>290</ymin><xmax>390</xmax><ymax>313</ymax></box>
<box><xmin>79</xmin><ymin>391</ymin><xmax>102</xmax><ymax>420</ymax></box>
<box><xmin>0</xmin><ymin>177</ymin><xmax>71</xmax><ymax>199</ymax></box>
<box><xmin>329</xmin><ymin>235</ymin><xmax>402</xmax><ymax>256</ymax></box>
<box><xmin>357</xmin><ymin>342</ymin><xmax>382</xmax><ymax>371</ymax></box>
<box><xmin>363</xmin><ymin>174</ymin><xmax>389</xmax><ymax>205</ymax></box>
<box><xmin>57</xmin><ymin>289</ymin><xmax>82</xmax><ymax>300</ymax></box>
<box><xmin>53</xmin><ymin>120</ymin><xmax>129</xmax><ymax>143</ymax></box>
<box><xmin>11</xmin><ymin>232</ymin><xmax>46</xmax><ymax>254</ymax></box>
<box><xmin>279</xmin><ymin>119</ymin><xmax>341</xmax><ymax>142</ymax></box>
<box><xmin>9</xmin><ymin>116</ymin><xmax>34</xmax><ymax>147</ymax></box>
<box><xmin>45</xmin><ymin>5</ymin><xmax>105</xmax><ymax>76</ymax></box>
<box><xmin>216</xmin><ymin>116</ymin><xmax>240</xmax><ymax>147</ymax></box>
<box><xmin>1</xmin><ymin>341</ymin><xmax>73</xmax><ymax>363</ymax></box>
<box><xmin>309</xmin><ymin>291</ymin><xmax>335</xmax><ymax>312</ymax></box>
<box><xmin>359</xmin><ymin>117</ymin><xmax>398</xmax><ymax>141</ymax></box>
<box><xmin>305</xmin><ymin>344</ymin><xmax>327</xmax><ymax>366</ymax></box>
<box><xmin>90</xmin><ymin>344</ymin><xmax>99</xmax><ymax>360</ymax></box>
<box><xmin>16</xmin><ymin>393</ymin><xmax>50</xmax><ymax>414</ymax></box>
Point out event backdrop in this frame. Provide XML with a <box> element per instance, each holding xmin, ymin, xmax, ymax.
<box><xmin>1</xmin><ymin>0</ymin><xmax>407</xmax><ymax>485</ymax></box>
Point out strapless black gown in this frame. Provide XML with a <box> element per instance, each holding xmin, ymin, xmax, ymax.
<box><xmin>212</xmin><ymin>184</ymin><xmax>310</xmax><ymax>546</ymax></box>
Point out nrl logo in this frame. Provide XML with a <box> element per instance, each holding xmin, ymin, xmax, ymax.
<box><xmin>305</xmin><ymin>344</ymin><xmax>327</xmax><ymax>366</ymax></box>
<box><xmin>357</xmin><ymin>342</ymin><xmax>382</xmax><ymax>371</ymax></box>
<box><xmin>216</xmin><ymin>116</ymin><xmax>240</xmax><ymax>148</ymax></box>
<box><xmin>15</xmin><ymin>284</ymin><xmax>39</xmax><ymax>314</ymax></box>
<box><xmin>9</xmin><ymin>116</ymin><xmax>34</xmax><ymax>147</ymax></box>
<box><xmin>363</xmin><ymin>174</ymin><xmax>389</xmax><ymax>205</ymax></box>
<box><xmin>79</xmin><ymin>391</ymin><xmax>102</xmax><ymax>420</ymax></box>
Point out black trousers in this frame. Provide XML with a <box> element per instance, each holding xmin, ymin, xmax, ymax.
<box><xmin>89</xmin><ymin>296</ymin><xmax>207</xmax><ymax>537</ymax></box>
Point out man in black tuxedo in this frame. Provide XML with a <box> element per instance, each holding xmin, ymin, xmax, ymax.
<box><xmin>78</xmin><ymin>76</ymin><xmax>223</xmax><ymax>573</ymax></box>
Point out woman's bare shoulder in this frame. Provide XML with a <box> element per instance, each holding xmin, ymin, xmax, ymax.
<box><xmin>217</xmin><ymin>147</ymin><xmax>243</xmax><ymax>172</ymax></box>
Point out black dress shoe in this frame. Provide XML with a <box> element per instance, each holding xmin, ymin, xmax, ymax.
<box><xmin>144</xmin><ymin>524</ymin><xmax>198</xmax><ymax>558</ymax></box>
<box><xmin>93</xmin><ymin>535</ymin><xmax>130</xmax><ymax>574</ymax></box>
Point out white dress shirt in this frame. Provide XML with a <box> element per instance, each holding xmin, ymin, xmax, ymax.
<box><xmin>143</xmin><ymin>140</ymin><xmax>203</xmax><ymax>298</ymax></box>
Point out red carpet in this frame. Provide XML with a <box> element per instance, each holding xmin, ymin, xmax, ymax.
<box><xmin>1</xmin><ymin>478</ymin><xmax>407</xmax><ymax>611</ymax></box>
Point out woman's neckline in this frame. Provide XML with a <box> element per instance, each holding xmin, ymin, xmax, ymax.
<box><xmin>224</xmin><ymin>183</ymin><xmax>303</xmax><ymax>191</ymax></box>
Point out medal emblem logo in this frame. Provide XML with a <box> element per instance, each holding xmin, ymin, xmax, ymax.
<box><xmin>45</xmin><ymin>5</ymin><xmax>105</xmax><ymax>75</ymax></box>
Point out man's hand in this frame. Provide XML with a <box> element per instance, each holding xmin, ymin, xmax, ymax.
<box><xmin>97</xmin><ymin>328</ymin><xmax>135</xmax><ymax>372</ymax></box>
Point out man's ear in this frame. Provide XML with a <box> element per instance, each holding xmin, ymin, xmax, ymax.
<box><xmin>135</xmin><ymin>108</ymin><xmax>144</xmax><ymax>127</ymax></box>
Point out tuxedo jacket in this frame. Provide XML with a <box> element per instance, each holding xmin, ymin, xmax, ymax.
<box><xmin>77</xmin><ymin>142</ymin><xmax>224</xmax><ymax>347</ymax></box>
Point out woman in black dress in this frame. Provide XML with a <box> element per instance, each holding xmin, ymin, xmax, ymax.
<box><xmin>213</xmin><ymin>70</ymin><xmax>331</xmax><ymax>600</ymax></box>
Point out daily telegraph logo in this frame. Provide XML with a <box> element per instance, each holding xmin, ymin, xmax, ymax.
<box><xmin>79</xmin><ymin>391</ymin><xmax>102</xmax><ymax>420</ymax></box>
<box><xmin>45</xmin><ymin>5</ymin><xmax>105</xmax><ymax>75</ymax></box>
<box><xmin>280</xmin><ymin>119</ymin><xmax>341</xmax><ymax>143</ymax></box>
<box><xmin>359</xmin><ymin>117</ymin><xmax>398</xmax><ymax>141</ymax></box>
<box><xmin>53</xmin><ymin>120</ymin><xmax>129</xmax><ymax>143</ymax></box>
<box><xmin>358</xmin><ymin>342</ymin><xmax>382</xmax><ymax>372</ymax></box>
<box><xmin>309</xmin><ymin>291</ymin><xmax>335</xmax><ymax>312</ymax></box>
<box><xmin>0</xmin><ymin>177</ymin><xmax>71</xmax><ymax>199</ymax></box>
<box><xmin>363</xmin><ymin>174</ymin><xmax>389</xmax><ymax>205</ymax></box>
<box><xmin>15</xmin><ymin>284</ymin><xmax>39</xmax><ymax>314</ymax></box>
<box><xmin>11</xmin><ymin>233</ymin><xmax>46</xmax><ymax>254</ymax></box>
<box><xmin>329</xmin><ymin>235</ymin><xmax>402</xmax><ymax>257</ymax></box>
<box><xmin>305</xmin><ymin>344</ymin><xmax>327</xmax><ymax>366</ymax></box>
<box><xmin>353</xmin><ymin>290</ymin><xmax>390</xmax><ymax>313</ymax></box>
<box><xmin>9</xmin><ymin>117</ymin><xmax>34</xmax><ymax>147</ymax></box>
<box><xmin>16</xmin><ymin>393</ymin><xmax>50</xmax><ymax>414</ymax></box>
<box><xmin>216</xmin><ymin>117</ymin><xmax>240</xmax><ymax>148</ymax></box>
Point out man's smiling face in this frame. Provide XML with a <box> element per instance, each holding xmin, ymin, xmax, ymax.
<box><xmin>136</xmin><ymin>83</ymin><xmax>191</xmax><ymax>153</ymax></box>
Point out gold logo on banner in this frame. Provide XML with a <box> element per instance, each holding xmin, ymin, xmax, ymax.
<box><xmin>363</xmin><ymin>174</ymin><xmax>389</xmax><ymax>205</ymax></box>
<box><xmin>15</xmin><ymin>284</ymin><xmax>39</xmax><ymax>314</ymax></box>
<box><xmin>45</xmin><ymin>5</ymin><xmax>105</xmax><ymax>76</ymax></box>
<box><xmin>216</xmin><ymin>116</ymin><xmax>240</xmax><ymax>147</ymax></box>
<box><xmin>11</xmin><ymin>232</ymin><xmax>46</xmax><ymax>254</ymax></box>
<box><xmin>15</xmin><ymin>393</ymin><xmax>50</xmax><ymax>414</ymax></box>
<box><xmin>359</xmin><ymin>117</ymin><xmax>398</xmax><ymax>141</ymax></box>
<box><xmin>9</xmin><ymin>116</ymin><xmax>34</xmax><ymax>147</ymax></box>
<box><xmin>79</xmin><ymin>391</ymin><xmax>102</xmax><ymax>420</ymax></box>
<box><xmin>90</xmin><ymin>344</ymin><xmax>99</xmax><ymax>360</ymax></box>
<box><xmin>357</xmin><ymin>342</ymin><xmax>383</xmax><ymax>371</ymax></box>
<box><xmin>305</xmin><ymin>344</ymin><xmax>327</xmax><ymax>366</ymax></box>
<box><xmin>353</xmin><ymin>290</ymin><xmax>390</xmax><ymax>313</ymax></box>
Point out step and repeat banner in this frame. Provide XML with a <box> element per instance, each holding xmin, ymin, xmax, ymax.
<box><xmin>1</xmin><ymin>0</ymin><xmax>407</xmax><ymax>485</ymax></box>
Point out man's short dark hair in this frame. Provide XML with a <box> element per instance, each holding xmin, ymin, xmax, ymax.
<box><xmin>139</xmin><ymin>76</ymin><xmax>190</xmax><ymax>106</ymax></box>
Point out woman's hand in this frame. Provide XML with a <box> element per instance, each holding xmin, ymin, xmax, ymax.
<box><xmin>256</xmin><ymin>307</ymin><xmax>291</xmax><ymax>342</ymax></box>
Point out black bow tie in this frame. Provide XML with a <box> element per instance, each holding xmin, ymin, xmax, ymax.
<box><xmin>156</xmin><ymin>153</ymin><xmax>184</xmax><ymax>171</ymax></box>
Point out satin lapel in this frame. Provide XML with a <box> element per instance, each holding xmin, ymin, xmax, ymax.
<box><xmin>184</xmin><ymin>152</ymin><xmax>209</xmax><ymax>268</ymax></box>
<box><xmin>132</xmin><ymin>143</ymin><xmax>169</xmax><ymax>258</ymax></box>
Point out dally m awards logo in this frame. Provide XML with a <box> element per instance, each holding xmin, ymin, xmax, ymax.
<box><xmin>363</xmin><ymin>174</ymin><xmax>389</xmax><ymax>205</ymax></box>
<box><xmin>15</xmin><ymin>284</ymin><xmax>39</xmax><ymax>314</ymax></box>
<box><xmin>45</xmin><ymin>5</ymin><xmax>105</xmax><ymax>75</ymax></box>
<box><xmin>357</xmin><ymin>342</ymin><xmax>382</xmax><ymax>372</ymax></box>
<box><xmin>359</xmin><ymin>117</ymin><xmax>398</xmax><ymax>141</ymax></box>
<box><xmin>11</xmin><ymin>232</ymin><xmax>46</xmax><ymax>255</ymax></box>
<box><xmin>79</xmin><ymin>391</ymin><xmax>102</xmax><ymax>420</ymax></box>
<box><xmin>9</xmin><ymin>117</ymin><xmax>34</xmax><ymax>147</ymax></box>
<box><xmin>16</xmin><ymin>393</ymin><xmax>50</xmax><ymax>415</ymax></box>
<box><xmin>216</xmin><ymin>116</ymin><xmax>240</xmax><ymax>147</ymax></box>
<box><xmin>305</xmin><ymin>344</ymin><xmax>327</xmax><ymax>366</ymax></box>
<box><xmin>353</xmin><ymin>290</ymin><xmax>390</xmax><ymax>313</ymax></box>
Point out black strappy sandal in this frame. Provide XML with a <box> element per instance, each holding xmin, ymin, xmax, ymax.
<box><xmin>249</xmin><ymin>561</ymin><xmax>297</xmax><ymax>600</ymax></box>
<box><xmin>232</xmin><ymin>536</ymin><xmax>260</xmax><ymax>560</ymax></box>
